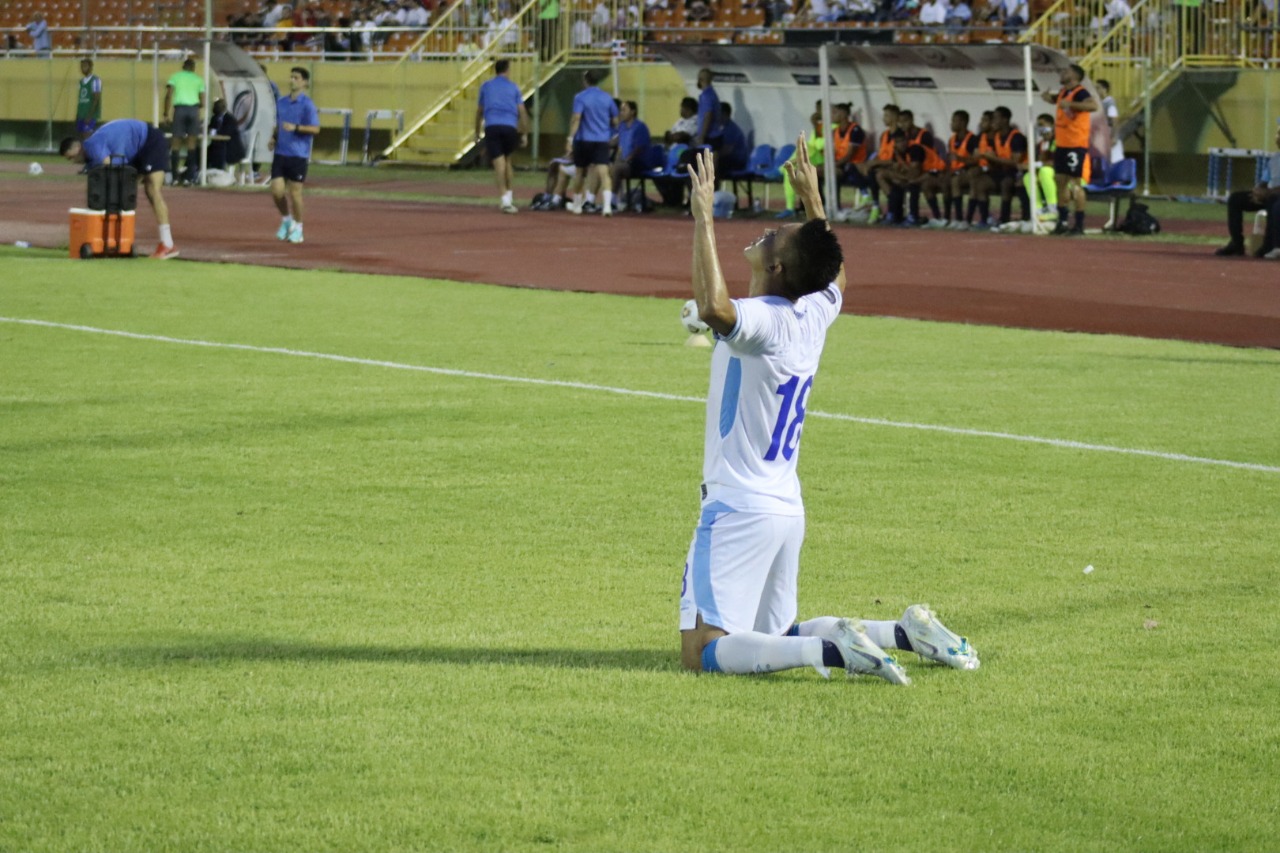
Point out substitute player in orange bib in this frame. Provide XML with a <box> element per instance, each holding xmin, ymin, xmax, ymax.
<box><xmin>1042</xmin><ymin>63</ymin><xmax>1098</xmax><ymax>235</ymax></box>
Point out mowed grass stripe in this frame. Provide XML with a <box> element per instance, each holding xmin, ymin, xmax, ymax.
<box><xmin>4</xmin><ymin>314</ymin><xmax>1278</xmax><ymax>475</ymax></box>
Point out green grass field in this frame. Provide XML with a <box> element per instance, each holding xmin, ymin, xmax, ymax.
<box><xmin>2</xmin><ymin>246</ymin><xmax>1278</xmax><ymax>852</ymax></box>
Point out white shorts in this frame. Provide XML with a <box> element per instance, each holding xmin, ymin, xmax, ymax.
<box><xmin>678</xmin><ymin>501</ymin><xmax>805</xmax><ymax>636</ymax></box>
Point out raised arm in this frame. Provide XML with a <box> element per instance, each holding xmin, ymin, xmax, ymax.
<box><xmin>688</xmin><ymin>149</ymin><xmax>736</xmax><ymax>336</ymax></box>
<box><xmin>784</xmin><ymin>133</ymin><xmax>846</xmax><ymax>292</ymax></box>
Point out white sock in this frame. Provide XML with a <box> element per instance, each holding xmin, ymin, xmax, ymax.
<box><xmin>706</xmin><ymin>632</ymin><xmax>826</xmax><ymax>676</ymax></box>
<box><xmin>585</xmin><ymin>191</ymin><xmax>595</xmax><ymax>204</ymax></box>
<box><xmin>794</xmin><ymin>616</ymin><xmax>842</xmax><ymax>639</ymax></box>
<box><xmin>158</xmin><ymin>223</ymin><xmax>173</xmax><ymax>249</ymax></box>
<box><xmin>501</xmin><ymin>190</ymin><xmax>512</xmax><ymax>205</ymax></box>
<box><xmin>862</xmin><ymin>619</ymin><xmax>906</xmax><ymax>651</ymax></box>
<box><xmin>602</xmin><ymin>190</ymin><xmax>613</xmax><ymax>210</ymax></box>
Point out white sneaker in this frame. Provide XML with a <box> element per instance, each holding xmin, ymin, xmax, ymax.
<box><xmin>601</xmin><ymin>205</ymin><xmax>612</xmax><ymax>217</ymax></box>
<box><xmin>950</xmin><ymin>221</ymin><xmax>970</xmax><ymax>231</ymax></box>
<box><xmin>287</xmin><ymin>223</ymin><xmax>304</xmax><ymax>244</ymax></box>
<box><xmin>566</xmin><ymin>202</ymin><xmax>583</xmax><ymax>215</ymax></box>
<box><xmin>831</xmin><ymin>618</ymin><xmax>911</xmax><ymax>685</ymax></box>
<box><xmin>1265</xmin><ymin>248</ymin><xmax>1280</xmax><ymax>260</ymax></box>
<box><xmin>926</xmin><ymin>218</ymin><xmax>949</xmax><ymax>229</ymax></box>
<box><xmin>275</xmin><ymin>220</ymin><xmax>292</xmax><ymax>240</ymax></box>
<box><xmin>500</xmin><ymin>202</ymin><xmax>518</xmax><ymax>214</ymax></box>
<box><xmin>998</xmin><ymin>220</ymin><xmax>1022</xmax><ymax>233</ymax></box>
<box><xmin>900</xmin><ymin>604</ymin><xmax>979</xmax><ymax>670</ymax></box>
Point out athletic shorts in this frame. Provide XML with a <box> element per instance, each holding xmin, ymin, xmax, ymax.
<box><xmin>1054</xmin><ymin>146</ymin><xmax>1088</xmax><ymax>178</ymax></box>
<box><xmin>678</xmin><ymin>502</ymin><xmax>804</xmax><ymax>636</ymax></box>
<box><xmin>484</xmin><ymin>125</ymin><xmax>519</xmax><ymax>160</ymax></box>
<box><xmin>572</xmin><ymin>140</ymin><xmax>612</xmax><ymax>168</ymax></box>
<box><xmin>171</xmin><ymin>105</ymin><xmax>201</xmax><ymax>140</ymax></box>
<box><xmin>76</xmin><ymin>118</ymin><xmax>98</xmax><ymax>136</ymax></box>
<box><xmin>271</xmin><ymin>154</ymin><xmax>309</xmax><ymax>183</ymax></box>
<box><xmin>130</xmin><ymin>125</ymin><xmax>171</xmax><ymax>175</ymax></box>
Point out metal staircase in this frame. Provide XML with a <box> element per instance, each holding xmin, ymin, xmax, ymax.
<box><xmin>377</xmin><ymin>0</ymin><xmax>569</xmax><ymax>165</ymax></box>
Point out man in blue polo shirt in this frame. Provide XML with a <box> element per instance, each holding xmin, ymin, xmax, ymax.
<box><xmin>694</xmin><ymin>67</ymin><xmax>722</xmax><ymax>149</ymax></box>
<box><xmin>60</xmin><ymin>118</ymin><xmax>179</xmax><ymax>259</ymax></box>
<box><xmin>564</xmin><ymin>69</ymin><xmax>618</xmax><ymax>217</ymax></box>
<box><xmin>717</xmin><ymin>102</ymin><xmax>748</xmax><ymax>175</ymax></box>
<box><xmin>610</xmin><ymin>99</ymin><xmax>651</xmax><ymax>197</ymax></box>
<box><xmin>476</xmin><ymin>59</ymin><xmax>531</xmax><ymax>215</ymax></box>
<box><xmin>271</xmin><ymin>66</ymin><xmax>320</xmax><ymax>245</ymax></box>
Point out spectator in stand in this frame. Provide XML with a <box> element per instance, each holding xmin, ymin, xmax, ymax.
<box><xmin>23</xmin><ymin>12</ymin><xmax>52</xmax><ymax>56</ymax></box>
<box><xmin>972</xmin><ymin>0</ymin><xmax>1001</xmax><ymax>25</ymax></box>
<box><xmin>263</xmin><ymin>1</ymin><xmax>291</xmax><ymax>28</ymax></box>
<box><xmin>406</xmin><ymin>0</ymin><xmax>430</xmax><ymax>25</ymax></box>
<box><xmin>717</xmin><ymin>103</ymin><xmax>748</xmax><ymax>177</ymax></box>
<box><xmin>845</xmin><ymin>0</ymin><xmax>877</xmax><ymax>21</ymax></box>
<box><xmin>1041</xmin><ymin>62</ymin><xmax>1098</xmax><ymax>235</ymax></box>
<box><xmin>1215</xmin><ymin>124</ymin><xmax>1280</xmax><ymax>259</ymax></box>
<box><xmin>941</xmin><ymin>109</ymin><xmax>977</xmax><ymax>228</ymax></box>
<box><xmin>60</xmin><ymin>120</ymin><xmax>179</xmax><ymax>258</ymax></box>
<box><xmin>887</xmin><ymin>0</ymin><xmax>921</xmax><ymax>22</ymax></box>
<box><xmin>686</xmin><ymin>0</ymin><xmax>714</xmax><ymax>19</ymax></box>
<box><xmin>565</xmin><ymin>69</ymin><xmax>619</xmax><ymax>216</ymax></box>
<box><xmin>945</xmin><ymin>0</ymin><xmax>971</xmax><ymax>30</ymax></box>
<box><xmin>666</xmin><ymin>97</ymin><xmax>699</xmax><ymax>145</ymax></box>
<box><xmin>919</xmin><ymin>0</ymin><xmax>949</xmax><ymax>26</ymax></box>
<box><xmin>476</xmin><ymin>58</ymin><xmax>531</xmax><ymax>214</ymax></box>
<box><xmin>76</xmin><ymin>59</ymin><xmax>103</xmax><ymax>141</ymax></box>
<box><xmin>983</xmin><ymin>105</ymin><xmax>1030</xmax><ymax>229</ymax></box>
<box><xmin>1000</xmin><ymin>0</ymin><xmax>1027</xmax><ymax>31</ymax></box>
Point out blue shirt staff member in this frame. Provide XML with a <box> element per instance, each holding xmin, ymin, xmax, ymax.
<box><xmin>476</xmin><ymin>59</ymin><xmax>531</xmax><ymax>215</ymax></box>
<box><xmin>610</xmin><ymin>99</ymin><xmax>651</xmax><ymax>193</ymax></box>
<box><xmin>59</xmin><ymin>118</ymin><xmax>180</xmax><ymax>259</ymax></box>
<box><xmin>694</xmin><ymin>67</ymin><xmax>722</xmax><ymax>148</ymax></box>
<box><xmin>271</xmin><ymin>66</ymin><xmax>320</xmax><ymax>245</ymax></box>
<box><xmin>565</xmin><ymin>69</ymin><xmax>618</xmax><ymax>217</ymax></box>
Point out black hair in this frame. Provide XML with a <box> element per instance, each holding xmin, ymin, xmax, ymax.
<box><xmin>625</xmin><ymin>100</ymin><xmax>639</xmax><ymax>113</ymax></box>
<box><xmin>292</xmin><ymin>66</ymin><xmax>310</xmax><ymax>81</ymax></box>
<box><xmin>495</xmin><ymin>59</ymin><xmax>510</xmax><ymax>74</ymax></box>
<box><xmin>780</xmin><ymin>219</ymin><xmax>844</xmax><ymax>300</ymax></box>
<box><xmin>883</xmin><ymin>103</ymin><xmax>900</xmax><ymax>114</ymax></box>
<box><xmin>1069</xmin><ymin>63</ymin><xmax>1086</xmax><ymax>81</ymax></box>
<box><xmin>680</xmin><ymin>96</ymin><xmax>697</xmax><ymax>111</ymax></box>
<box><xmin>953</xmin><ymin>109</ymin><xmax>970</xmax><ymax>123</ymax></box>
<box><xmin>899</xmin><ymin>109</ymin><xmax>914</xmax><ymax>122</ymax></box>
<box><xmin>584</xmin><ymin>68</ymin><xmax>605</xmax><ymax>86</ymax></box>
<box><xmin>1097</xmin><ymin>77</ymin><xmax>1111</xmax><ymax>89</ymax></box>
<box><xmin>720</xmin><ymin>102</ymin><xmax>732</xmax><ymax>117</ymax></box>
<box><xmin>59</xmin><ymin>136</ymin><xmax>79</xmax><ymax>156</ymax></box>
<box><xmin>182</xmin><ymin>58</ymin><xmax>196</xmax><ymax>70</ymax></box>
<box><xmin>1037</xmin><ymin>112</ymin><xmax>1053</xmax><ymax>123</ymax></box>
<box><xmin>994</xmin><ymin>105</ymin><xmax>1012</xmax><ymax>121</ymax></box>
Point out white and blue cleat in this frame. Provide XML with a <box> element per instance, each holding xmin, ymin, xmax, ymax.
<box><xmin>901</xmin><ymin>604</ymin><xmax>980</xmax><ymax>670</ymax></box>
<box><xmin>831</xmin><ymin>618</ymin><xmax>911</xmax><ymax>685</ymax></box>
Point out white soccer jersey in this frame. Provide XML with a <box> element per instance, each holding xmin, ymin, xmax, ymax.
<box><xmin>701</xmin><ymin>283</ymin><xmax>843</xmax><ymax>515</ymax></box>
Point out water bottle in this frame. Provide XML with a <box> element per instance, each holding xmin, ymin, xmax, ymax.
<box><xmin>752</xmin><ymin>198</ymin><xmax>763</xmax><ymax>214</ymax></box>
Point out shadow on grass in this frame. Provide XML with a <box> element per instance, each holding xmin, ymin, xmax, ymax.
<box><xmin>97</xmin><ymin>639</ymin><xmax>679</xmax><ymax>673</ymax></box>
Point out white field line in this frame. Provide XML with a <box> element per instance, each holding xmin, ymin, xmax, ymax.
<box><xmin>4</xmin><ymin>315</ymin><xmax>1278</xmax><ymax>475</ymax></box>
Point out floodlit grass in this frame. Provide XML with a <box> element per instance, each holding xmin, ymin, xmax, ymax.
<box><xmin>2</xmin><ymin>248</ymin><xmax>1278</xmax><ymax>852</ymax></box>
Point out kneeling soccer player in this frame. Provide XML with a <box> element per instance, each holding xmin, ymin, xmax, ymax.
<box><xmin>679</xmin><ymin>141</ymin><xmax>979</xmax><ymax>684</ymax></box>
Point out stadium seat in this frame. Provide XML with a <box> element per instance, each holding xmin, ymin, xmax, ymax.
<box><xmin>626</xmin><ymin>142</ymin><xmax>669</xmax><ymax>206</ymax></box>
<box><xmin>756</xmin><ymin>142</ymin><xmax>795</xmax><ymax>210</ymax></box>
<box><xmin>730</xmin><ymin>143</ymin><xmax>775</xmax><ymax>211</ymax></box>
<box><xmin>1085</xmin><ymin>157</ymin><xmax>1138</xmax><ymax>230</ymax></box>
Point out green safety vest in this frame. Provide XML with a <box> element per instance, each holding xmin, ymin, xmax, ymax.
<box><xmin>77</xmin><ymin>75</ymin><xmax>101</xmax><ymax>121</ymax></box>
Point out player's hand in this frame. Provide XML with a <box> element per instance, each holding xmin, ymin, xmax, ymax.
<box><xmin>688</xmin><ymin>148</ymin><xmax>715</xmax><ymax>223</ymax></box>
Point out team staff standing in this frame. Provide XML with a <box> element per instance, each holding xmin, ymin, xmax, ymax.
<box><xmin>271</xmin><ymin>67</ymin><xmax>320</xmax><ymax>245</ymax></box>
<box><xmin>1041</xmin><ymin>63</ymin><xmax>1098</xmax><ymax>235</ymax></box>
<box><xmin>564</xmin><ymin>69</ymin><xmax>618</xmax><ymax>217</ymax></box>
<box><xmin>59</xmin><ymin>119</ymin><xmax>180</xmax><ymax>259</ymax></box>
<box><xmin>476</xmin><ymin>59</ymin><xmax>531</xmax><ymax>215</ymax></box>
<box><xmin>163</xmin><ymin>57</ymin><xmax>206</xmax><ymax>185</ymax></box>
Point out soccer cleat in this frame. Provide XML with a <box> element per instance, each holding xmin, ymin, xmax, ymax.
<box><xmin>1051</xmin><ymin>222</ymin><xmax>1071</xmax><ymax>236</ymax></box>
<box><xmin>276</xmin><ymin>220</ymin><xmax>293</xmax><ymax>240</ymax></box>
<box><xmin>866</xmin><ymin>207</ymin><xmax>881</xmax><ymax>225</ymax></box>
<box><xmin>581</xmin><ymin>201</ymin><xmax>600</xmax><ymax>214</ymax></box>
<box><xmin>1264</xmin><ymin>248</ymin><xmax>1280</xmax><ymax>260</ymax></box>
<box><xmin>774</xmin><ymin>208</ymin><xmax>796</xmax><ymax>220</ymax></box>
<box><xmin>566</xmin><ymin>201</ymin><xmax>583</xmax><ymax>215</ymax></box>
<box><xmin>1213</xmin><ymin>242</ymin><xmax>1244</xmax><ymax>256</ymax></box>
<box><xmin>601</xmin><ymin>206</ymin><xmax>612</xmax><ymax>217</ymax></box>
<box><xmin>831</xmin><ymin>618</ymin><xmax>911</xmax><ymax>685</ymax></box>
<box><xmin>501</xmin><ymin>202</ymin><xmax>518</xmax><ymax>214</ymax></box>
<box><xmin>900</xmin><ymin>604</ymin><xmax>979</xmax><ymax>670</ymax></box>
<box><xmin>150</xmin><ymin>244</ymin><xmax>179</xmax><ymax>260</ymax></box>
<box><xmin>287</xmin><ymin>224</ymin><xmax>304</xmax><ymax>244</ymax></box>
<box><xmin>926</xmin><ymin>218</ymin><xmax>949</xmax><ymax>229</ymax></box>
